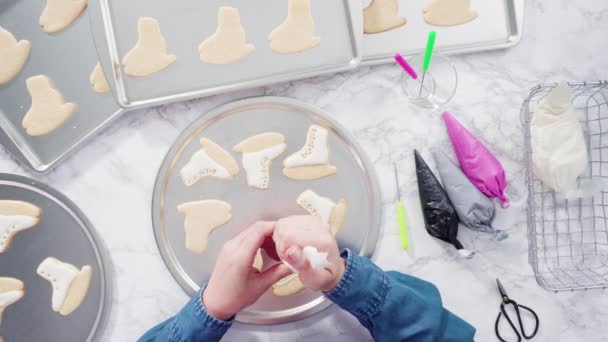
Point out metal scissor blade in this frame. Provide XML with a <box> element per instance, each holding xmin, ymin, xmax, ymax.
<box><xmin>496</xmin><ymin>278</ymin><xmax>509</xmax><ymax>299</ymax></box>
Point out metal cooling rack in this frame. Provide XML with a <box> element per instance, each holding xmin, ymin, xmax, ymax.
<box><xmin>523</xmin><ymin>81</ymin><xmax>608</xmax><ymax>292</ymax></box>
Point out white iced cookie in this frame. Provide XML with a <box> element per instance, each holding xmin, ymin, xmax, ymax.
<box><xmin>180</xmin><ymin>138</ymin><xmax>239</xmax><ymax>186</ymax></box>
<box><xmin>0</xmin><ymin>27</ymin><xmax>31</xmax><ymax>86</ymax></box>
<box><xmin>0</xmin><ymin>277</ymin><xmax>25</xmax><ymax>322</ymax></box>
<box><xmin>89</xmin><ymin>63</ymin><xmax>109</xmax><ymax>94</ymax></box>
<box><xmin>22</xmin><ymin>75</ymin><xmax>76</xmax><ymax>136</ymax></box>
<box><xmin>272</xmin><ymin>273</ymin><xmax>304</xmax><ymax>297</ymax></box>
<box><xmin>233</xmin><ymin>133</ymin><xmax>287</xmax><ymax>190</ymax></box>
<box><xmin>423</xmin><ymin>0</ymin><xmax>478</xmax><ymax>26</ymax></box>
<box><xmin>122</xmin><ymin>17</ymin><xmax>176</xmax><ymax>77</ymax></box>
<box><xmin>37</xmin><ymin>257</ymin><xmax>92</xmax><ymax>316</ymax></box>
<box><xmin>177</xmin><ymin>200</ymin><xmax>232</xmax><ymax>254</ymax></box>
<box><xmin>269</xmin><ymin>0</ymin><xmax>320</xmax><ymax>54</ymax></box>
<box><xmin>283</xmin><ymin>125</ymin><xmax>336</xmax><ymax>180</ymax></box>
<box><xmin>39</xmin><ymin>0</ymin><xmax>87</xmax><ymax>34</ymax></box>
<box><xmin>0</xmin><ymin>200</ymin><xmax>41</xmax><ymax>254</ymax></box>
<box><xmin>199</xmin><ymin>7</ymin><xmax>255</xmax><ymax>64</ymax></box>
<box><xmin>252</xmin><ymin>249</ymin><xmax>263</xmax><ymax>272</ymax></box>
<box><xmin>363</xmin><ymin>0</ymin><xmax>407</xmax><ymax>34</ymax></box>
<box><xmin>297</xmin><ymin>189</ymin><xmax>347</xmax><ymax>236</ymax></box>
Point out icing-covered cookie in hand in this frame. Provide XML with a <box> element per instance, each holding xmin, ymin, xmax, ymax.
<box><xmin>0</xmin><ymin>200</ymin><xmax>41</xmax><ymax>254</ymax></box>
<box><xmin>122</xmin><ymin>17</ymin><xmax>176</xmax><ymax>77</ymax></box>
<box><xmin>37</xmin><ymin>257</ymin><xmax>92</xmax><ymax>316</ymax></box>
<box><xmin>283</xmin><ymin>125</ymin><xmax>336</xmax><ymax>180</ymax></box>
<box><xmin>177</xmin><ymin>200</ymin><xmax>232</xmax><ymax>254</ymax></box>
<box><xmin>0</xmin><ymin>277</ymin><xmax>25</xmax><ymax>322</ymax></box>
<box><xmin>180</xmin><ymin>137</ymin><xmax>239</xmax><ymax>186</ymax></box>
<box><xmin>297</xmin><ymin>189</ymin><xmax>347</xmax><ymax>236</ymax></box>
<box><xmin>233</xmin><ymin>133</ymin><xmax>287</xmax><ymax>190</ymax></box>
<box><xmin>0</xmin><ymin>27</ymin><xmax>31</xmax><ymax>85</ymax></box>
<box><xmin>272</xmin><ymin>273</ymin><xmax>304</xmax><ymax>297</ymax></box>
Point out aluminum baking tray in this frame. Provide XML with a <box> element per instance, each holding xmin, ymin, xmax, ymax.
<box><xmin>361</xmin><ymin>0</ymin><xmax>524</xmax><ymax>65</ymax></box>
<box><xmin>0</xmin><ymin>2</ymin><xmax>126</xmax><ymax>173</ymax></box>
<box><xmin>88</xmin><ymin>0</ymin><xmax>362</xmax><ymax>110</ymax></box>
<box><xmin>0</xmin><ymin>173</ymin><xmax>111</xmax><ymax>341</ymax></box>
<box><xmin>152</xmin><ymin>97</ymin><xmax>381</xmax><ymax>324</ymax></box>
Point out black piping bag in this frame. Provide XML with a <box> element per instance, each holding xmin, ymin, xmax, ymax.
<box><xmin>415</xmin><ymin>150</ymin><xmax>474</xmax><ymax>258</ymax></box>
<box><xmin>433</xmin><ymin>151</ymin><xmax>508</xmax><ymax>241</ymax></box>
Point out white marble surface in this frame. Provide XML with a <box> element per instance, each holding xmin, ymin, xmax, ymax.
<box><xmin>2</xmin><ymin>1</ymin><xmax>608</xmax><ymax>341</ymax></box>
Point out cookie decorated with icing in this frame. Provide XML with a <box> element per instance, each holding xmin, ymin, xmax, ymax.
<box><xmin>283</xmin><ymin>125</ymin><xmax>336</xmax><ymax>180</ymax></box>
<box><xmin>272</xmin><ymin>273</ymin><xmax>304</xmax><ymax>296</ymax></box>
<box><xmin>233</xmin><ymin>133</ymin><xmax>286</xmax><ymax>189</ymax></box>
<box><xmin>180</xmin><ymin>137</ymin><xmax>239</xmax><ymax>186</ymax></box>
<box><xmin>0</xmin><ymin>200</ymin><xmax>41</xmax><ymax>253</ymax></box>
<box><xmin>297</xmin><ymin>189</ymin><xmax>347</xmax><ymax>236</ymax></box>
<box><xmin>177</xmin><ymin>200</ymin><xmax>232</xmax><ymax>254</ymax></box>
<box><xmin>0</xmin><ymin>277</ymin><xmax>25</xmax><ymax>322</ymax></box>
<box><xmin>37</xmin><ymin>257</ymin><xmax>92</xmax><ymax>316</ymax></box>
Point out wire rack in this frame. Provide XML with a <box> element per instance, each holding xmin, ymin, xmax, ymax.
<box><xmin>523</xmin><ymin>81</ymin><xmax>608</xmax><ymax>292</ymax></box>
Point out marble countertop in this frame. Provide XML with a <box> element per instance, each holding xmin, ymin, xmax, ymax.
<box><xmin>2</xmin><ymin>1</ymin><xmax>608</xmax><ymax>341</ymax></box>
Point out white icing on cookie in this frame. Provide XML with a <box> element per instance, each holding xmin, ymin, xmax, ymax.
<box><xmin>37</xmin><ymin>258</ymin><xmax>78</xmax><ymax>312</ymax></box>
<box><xmin>241</xmin><ymin>144</ymin><xmax>286</xmax><ymax>189</ymax></box>
<box><xmin>297</xmin><ymin>189</ymin><xmax>336</xmax><ymax>223</ymax></box>
<box><xmin>180</xmin><ymin>149</ymin><xmax>231</xmax><ymax>186</ymax></box>
<box><xmin>0</xmin><ymin>215</ymin><xmax>38</xmax><ymax>253</ymax></box>
<box><xmin>0</xmin><ymin>290</ymin><xmax>24</xmax><ymax>309</ymax></box>
<box><xmin>284</xmin><ymin>125</ymin><xmax>330</xmax><ymax>168</ymax></box>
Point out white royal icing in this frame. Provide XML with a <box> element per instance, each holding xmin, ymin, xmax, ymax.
<box><xmin>0</xmin><ymin>290</ymin><xmax>24</xmax><ymax>308</ymax></box>
<box><xmin>180</xmin><ymin>149</ymin><xmax>232</xmax><ymax>186</ymax></box>
<box><xmin>242</xmin><ymin>144</ymin><xmax>286</xmax><ymax>189</ymax></box>
<box><xmin>282</xmin><ymin>246</ymin><xmax>331</xmax><ymax>273</ymax></box>
<box><xmin>0</xmin><ymin>215</ymin><xmax>38</xmax><ymax>253</ymax></box>
<box><xmin>284</xmin><ymin>125</ymin><xmax>330</xmax><ymax>168</ymax></box>
<box><xmin>296</xmin><ymin>190</ymin><xmax>336</xmax><ymax>223</ymax></box>
<box><xmin>37</xmin><ymin>258</ymin><xmax>78</xmax><ymax>312</ymax></box>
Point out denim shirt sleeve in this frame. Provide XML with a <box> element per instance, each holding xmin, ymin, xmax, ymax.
<box><xmin>138</xmin><ymin>286</ymin><xmax>232</xmax><ymax>342</ymax></box>
<box><xmin>325</xmin><ymin>249</ymin><xmax>476</xmax><ymax>342</ymax></box>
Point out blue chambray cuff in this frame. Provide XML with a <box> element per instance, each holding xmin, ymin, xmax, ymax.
<box><xmin>324</xmin><ymin>248</ymin><xmax>355</xmax><ymax>299</ymax></box>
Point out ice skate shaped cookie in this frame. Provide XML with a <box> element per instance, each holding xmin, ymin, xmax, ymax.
<box><xmin>272</xmin><ymin>273</ymin><xmax>304</xmax><ymax>297</ymax></box>
<box><xmin>0</xmin><ymin>277</ymin><xmax>25</xmax><ymax>322</ymax></box>
<box><xmin>177</xmin><ymin>200</ymin><xmax>232</xmax><ymax>254</ymax></box>
<box><xmin>22</xmin><ymin>75</ymin><xmax>76</xmax><ymax>136</ymax></box>
<box><xmin>233</xmin><ymin>133</ymin><xmax>287</xmax><ymax>190</ymax></box>
<box><xmin>423</xmin><ymin>0</ymin><xmax>478</xmax><ymax>26</ymax></box>
<box><xmin>199</xmin><ymin>7</ymin><xmax>255</xmax><ymax>64</ymax></box>
<box><xmin>297</xmin><ymin>190</ymin><xmax>346</xmax><ymax>236</ymax></box>
<box><xmin>269</xmin><ymin>0</ymin><xmax>320</xmax><ymax>54</ymax></box>
<box><xmin>89</xmin><ymin>63</ymin><xmax>109</xmax><ymax>94</ymax></box>
<box><xmin>37</xmin><ymin>257</ymin><xmax>92</xmax><ymax>316</ymax></box>
<box><xmin>0</xmin><ymin>27</ymin><xmax>31</xmax><ymax>86</ymax></box>
<box><xmin>363</xmin><ymin>0</ymin><xmax>407</xmax><ymax>34</ymax></box>
<box><xmin>283</xmin><ymin>125</ymin><xmax>336</xmax><ymax>180</ymax></box>
<box><xmin>39</xmin><ymin>0</ymin><xmax>87</xmax><ymax>33</ymax></box>
<box><xmin>180</xmin><ymin>138</ymin><xmax>239</xmax><ymax>186</ymax></box>
<box><xmin>122</xmin><ymin>17</ymin><xmax>176</xmax><ymax>77</ymax></box>
<box><xmin>0</xmin><ymin>200</ymin><xmax>41</xmax><ymax>254</ymax></box>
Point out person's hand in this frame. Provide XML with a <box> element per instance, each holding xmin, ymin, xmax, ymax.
<box><xmin>273</xmin><ymin>215</ymin><xmax>345</xmax><ymax>292</ymax></box>
<box><xmin>203</xmin><ymin>221</ymin><xmax>291</xmax><ymax>320</ymax></box>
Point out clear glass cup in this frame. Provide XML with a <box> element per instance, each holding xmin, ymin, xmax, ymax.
<box><xmin>401</xmin><ymin>53</ymin><xmax>458</xmax><ymax>109</ymax></box>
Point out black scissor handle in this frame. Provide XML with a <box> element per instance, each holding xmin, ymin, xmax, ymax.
<box><xmin>495</xmin><ymin>300</ymin><xmax>540</xmax><ymax>342</ymax></box>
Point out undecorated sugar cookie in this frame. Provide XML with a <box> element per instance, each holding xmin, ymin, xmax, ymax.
<box><xmin>180</xmin><ymin>138</ymin><xmax>239</xmax><ymax>186</ymax></box>
<box><xmin>283</xmin><ymin>125</ymin><xmax>336</xmax><ymax>180</ymax></box>
<box><xmin>199</xmin><ymin>7</ymin><xmax>255</xmax><ymax>64</ymax></box>
<box><xmin>39</xmin><ymin>0</ymin><xmax>87</xmax><ymax>34</ymax></box>
<box><xmin>0</xmin><ymin>27</ymin><xmax>31</xmax><ymax>85</ymax></box>
<box><xmin>272</xmin><ymin>273</ymin><xmax>304</xmax><ymax>297</ymax></box>
<box><xmin>252</xmin><ymin>249</ymin><xmax>263</xmax><ymax>272</ymax></box>
<box><xmin>0</xmin><ymin>200</ymin><xmax>41</xmax><ymax>253</ymax></box>
<box><xmin>122</xmin><ymin>17</ymin><xmax>176</xmax><ymax>77</ymax></box>
<box><xmin>37</xmin><ymin>257</ymin><xmax>92</xmax><ymax>316</ymax></box>
<box><xmin>89</xmin><ymin>63</ymin><xmax>110</xmax><ymax>94</ymax></box>
<box><xmin>22</xmin><ymin>75</ymin><xmax>76</xmax><ymax>136</ymax></box>
<box><xmin>363</xmin><ymin>0</ymin><xmax>407</xmax><ymax>34</ymax></box>
<box><xmin>269</xmin><ymin>0</ymin><xmax>320</xmax><ymax>54</ymax></box>
<box><xmin>0</xmin><ymin>277</ymin><xmax>25</xmax><ymax>322</ymax></box>
<box><xmin>297</xmin><ymin>189</ymin><xmax>347</xmax><ymax>236</ymax></box>
<box><xmin>423</xmin><ymin>0</ymin><xmax>478</xmax><ymax>26</ymax></box>
<box><xmin>177</xmin><ymin>200</ymin><xmax>232</xmax><ymax>254</ymax></box>
<box><xmin>233</xmin><ymin>133</ymin><xmax>287</xmax><ymax>190</ymax></box>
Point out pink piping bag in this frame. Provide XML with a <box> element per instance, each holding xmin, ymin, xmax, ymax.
<box><xmin>443</xmin><ymin>111</ymin><xmax>510</xmax><ymax>208</ymax></box>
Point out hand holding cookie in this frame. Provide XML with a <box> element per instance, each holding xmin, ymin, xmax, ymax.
<box><xmin>273</xmin><ymin>215</ymin><xmax>345</xmax><ymax>292</ymax></box>
<box><xmin>202</xmin><ymin>221</ymin><xmax>291</xmax><ymax>320</ymax></box>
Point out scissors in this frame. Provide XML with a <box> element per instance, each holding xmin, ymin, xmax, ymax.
<box><xmin>495</xmin><ymin>279</ymin><xmax>540</xmax><ymax>342</ymax></box>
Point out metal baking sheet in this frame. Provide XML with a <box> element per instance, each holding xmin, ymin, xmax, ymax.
<box><xmin>88</xmin><ymin>0</ymin><xmax>362</xmax><ymax>110</ymax></box>
<box><xmin>361</xmin><ymin>0</ymin><xmax>524</xmax><ymax>65</ymax></box>
<box><xmin>0</xmin><ymin>1</ymin><xmax>127</xmax><ymax>173</ymax></box>
<box><xmin>152</xmin><ymin>97</ymin><xmax>381</xmax><ymax>324</ymax></box>
<box><xmin>0</xmin><ymin>173</ymin><xmax>111</xmax><ymax>341</ymax></box>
